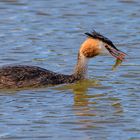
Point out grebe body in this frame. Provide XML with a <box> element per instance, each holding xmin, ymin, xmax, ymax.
<box><xmin>0</xmin><ymin>65</ymin><xmax>78</xmax><ymax>88</ymax></box>
<box><xmin>0</xmin><ymin>31</ymin><xmax>126</xmax><ymax>89</ymax></box>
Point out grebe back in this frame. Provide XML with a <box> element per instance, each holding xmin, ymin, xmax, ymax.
<box><xmin>0</xmin><ymin>31</ymin><xmax>126</xmax><ymax>89</ymax></box>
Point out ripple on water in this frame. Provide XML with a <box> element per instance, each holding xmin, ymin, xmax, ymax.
<box><xmin>0</xmin><ymin>0</ymin><xmax>140</xmax><ymax>139</ymax></box>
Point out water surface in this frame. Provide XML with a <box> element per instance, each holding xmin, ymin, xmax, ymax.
<box><xmin>0</xmin><ymin>0</ymin><xmax>140</xmax><ymax>140</ymax></box>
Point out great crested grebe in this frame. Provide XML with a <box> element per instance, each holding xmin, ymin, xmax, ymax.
<box><xmin>0</xmin><ymin>31</ymin><xmax>126</xmax><ymax>89</ymax></box>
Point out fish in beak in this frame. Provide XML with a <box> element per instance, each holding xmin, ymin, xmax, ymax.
<box><xmin>85</xmin><ymin>30</ymin><xmax>127</xmax><ymax>70</ymax></box>
<box><xmin>105</xmin><ymin>45</ymin><xmax>126</xmax><ymax>61</ymax></box>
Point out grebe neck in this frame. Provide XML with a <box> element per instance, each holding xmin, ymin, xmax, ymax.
<box><xmin>73</xmin><ymin>52</ymin><xmax>89</xmax><ymax>79</ymax></box>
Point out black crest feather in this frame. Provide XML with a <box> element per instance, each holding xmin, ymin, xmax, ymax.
<box><xmin>85</xmin><ymin>30</ymin><xmax>119</xmax><ymax>51</ymax></box>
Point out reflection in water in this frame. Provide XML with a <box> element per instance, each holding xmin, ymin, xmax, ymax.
<box><xmin>55</xmin><ymin>79</ymin><xmax>123</xmax><ymax>127</ymax></box>
<box><xmin>72</xmin><ymin>80</ymin><xmax>99</xmax><ymax>118</ymax></box>
<box><xmin>56</xmin><ymin>79</ymin><xmax>100</xmax><ymax>107</ymax></box>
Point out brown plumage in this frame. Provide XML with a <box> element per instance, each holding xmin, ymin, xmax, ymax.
<box><xmin>0</xmin><ymin>31</ymin><xmax>126</xmax><ymax>89</ymax></box>
<box><xmin>0</xmin><ymin>65</ymin><xmax>78</xmax><ymax>88</ymax></box>
<box><xmin>80</xmin><ymin>38</ymin><xmax>101</xmax><ymax>58</ymax></box>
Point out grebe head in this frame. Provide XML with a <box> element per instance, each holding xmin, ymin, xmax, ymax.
<box><xmin>74</xmin><ymin>30</ymin><xmax>126</xmax><ymax>79</ymax></box>
<box><xmin>80</xmin><ymin>30</ymin><xmax>126</xmax><ymax>60</ymax></box>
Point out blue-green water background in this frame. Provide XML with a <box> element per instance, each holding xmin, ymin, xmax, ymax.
<box><xmin>0</xmin><ymin>0</ymin><xmax>140</xmax><ymax>140</ymax></box>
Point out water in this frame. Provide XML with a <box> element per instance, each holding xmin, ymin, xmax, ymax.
<box><xmin>0</xmin><ymin>0</ymin><xmax>140</xmax><ymax>139</ymax></box>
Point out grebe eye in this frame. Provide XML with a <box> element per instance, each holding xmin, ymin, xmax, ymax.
<box><xmin>105</xmin><ymin>45</ymin><xmax>109</xmax><ymax>49</ymax></box>
<box><xmin>105</xmin><ymin>45</ymin><xmax>111</xmax><ymax>51</ymax></box>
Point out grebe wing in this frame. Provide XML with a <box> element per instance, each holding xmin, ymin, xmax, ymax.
<box><xmin>0</xmin><ymin>65</ymin><xmax>75</xmax><ymax>88</ymax></box>
<box><xmin>0</xmin><ymin>65</ymin><xmax>56</xmax><ymax>82</ymax></box>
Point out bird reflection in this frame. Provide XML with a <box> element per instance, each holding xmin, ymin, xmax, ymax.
<box><xmin>55</xmin><ymin>79</ymin><xmax>123</xmax><ymax>117</ymax></box>
<box><xmin>54</xmin><ymin>79</ymin><xmax>124</xmax><ymax>137</ymax></box>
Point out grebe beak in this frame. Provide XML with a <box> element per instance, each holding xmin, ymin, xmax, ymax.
<box><xmin>105</xmin><ymin>45</ymin><xmax>126</xmax><ymax>61</ymax></box>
